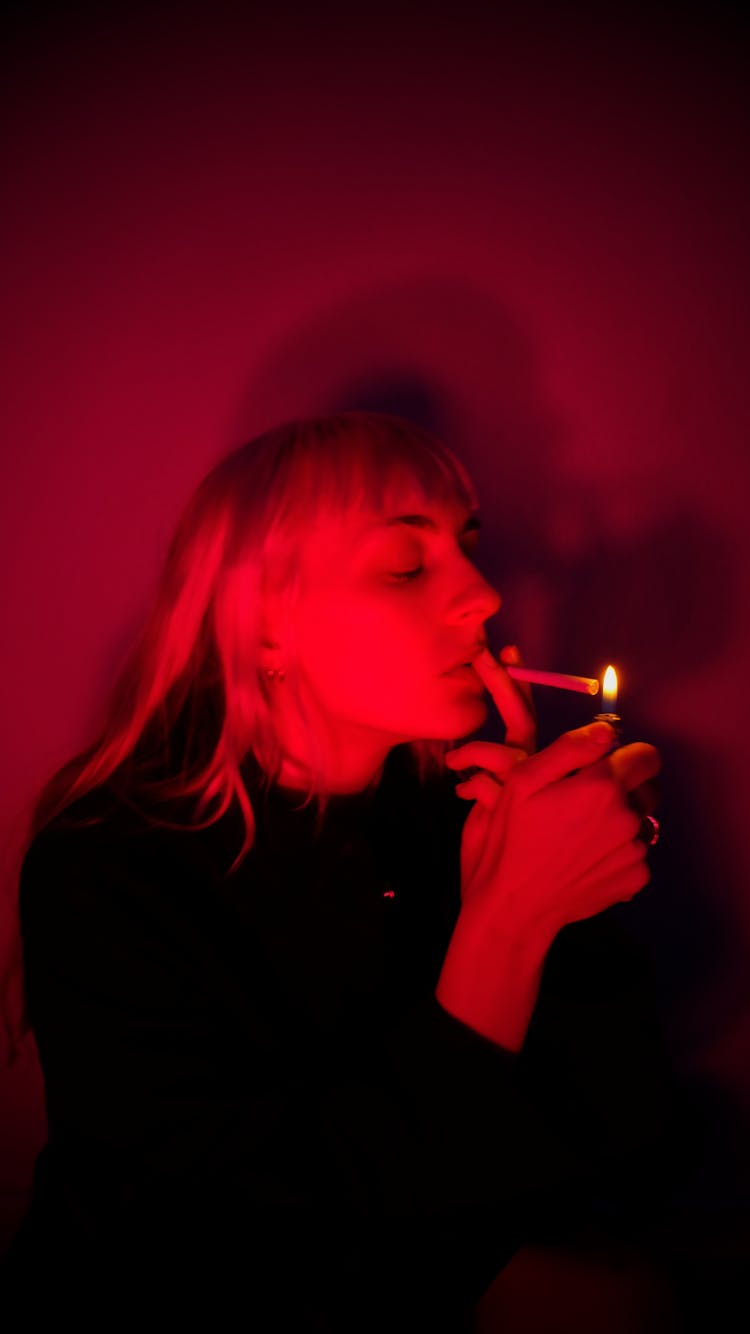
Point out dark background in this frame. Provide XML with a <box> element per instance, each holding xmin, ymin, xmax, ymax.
<box><xmin>1</xmin><ymin>0</ymin><xmax>748</xmax><ymax>1307</ymax></box>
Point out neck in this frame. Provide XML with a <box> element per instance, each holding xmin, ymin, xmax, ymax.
<box><xmin>273</xmin><ymin>751</ymin><xmax>387</xmax><ymax>796</ymax></box>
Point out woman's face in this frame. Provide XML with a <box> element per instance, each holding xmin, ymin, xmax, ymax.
<box><xmin>264</xmin><ymin>483</ymin><xmax>502</xmax><ymax>792</ymax></box>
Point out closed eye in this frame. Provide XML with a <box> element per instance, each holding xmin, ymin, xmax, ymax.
<box><xmin>388</xmin><ymin>531</ymin><xmax>480</xmax><ymax>584</ymax></box>
<box><xmin>390</xmin><ymin>567</ymin><xmax>423</xmax><ymax>582</ymax></box>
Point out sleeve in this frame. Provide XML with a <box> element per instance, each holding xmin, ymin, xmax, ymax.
<box><xmin>515</xmin><ymin>908</ymin><xmax>696</xmax><ymax>1236</ymax></box>
<box><xmin>370</xmin><ymin>779</ymin><xmax>687</xmax><ymax>1220</ymax></box>
<box><xmin>19</xmin><ymin>827</ymin><xmax>311</xmax><ymax>1273</ymax></box>
<box><xmin>17</xmin><ymin>817</ymin><xmax>685</xmax><ymax>1317</ymax></box>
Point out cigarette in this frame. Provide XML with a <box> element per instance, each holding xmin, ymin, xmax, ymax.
<box><xmin>505</xmin><ymin>666</ymin><xmax>600</xmax><ymax>696</ymax></box>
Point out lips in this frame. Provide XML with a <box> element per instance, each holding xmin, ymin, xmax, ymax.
<box><xmin>444</xmin><ymin>642</ymin><xmax>487</xmax><ymax>672</ymax></box>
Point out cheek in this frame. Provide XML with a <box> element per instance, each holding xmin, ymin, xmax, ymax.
<box><xmin>298</xmin><ymin>596</ymin><xmax>426</xmax><ymax>698</ymax></box>
<box><xmin>294</xmin><ymin>599</ymin><xmax>365</xmax><ymax>685</ymax></box>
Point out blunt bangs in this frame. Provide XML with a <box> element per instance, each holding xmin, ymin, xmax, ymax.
<box><xmin>260</xmin><ymin>412</ymin><xmax>478</xmax><ymax>563</ymax></box>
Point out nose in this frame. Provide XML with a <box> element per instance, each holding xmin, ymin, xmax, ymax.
<box><xmin>451</xmin><ymin>559</ymin><xmax>502</xmax><ymax>623</ymax></box>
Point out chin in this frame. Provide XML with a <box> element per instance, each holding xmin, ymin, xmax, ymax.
<box><xmin>436</xmin><ymin>697</ymin><xmax>488</xmax><ymax>738</ymax></box>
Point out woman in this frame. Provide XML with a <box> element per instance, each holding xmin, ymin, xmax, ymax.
<box><xmin>4</xmin><ymin>412</ymin><xmax>677</xmax><ymax>1328</ymax></box>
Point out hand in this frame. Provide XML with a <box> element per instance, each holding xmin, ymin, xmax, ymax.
<box><xmin>444</xmin><ymin>645</ymin><xmax>661</xmax><ymax>941</ymax></box>
<box><xmin>609</xmin><ymin>745</ymin><xmax>661</xmax><ymax>821</ymax></box>
<box><xmin>443</xmin><ymin>640</ymin><xmax>537</xmax><ymax>785</ymax></box>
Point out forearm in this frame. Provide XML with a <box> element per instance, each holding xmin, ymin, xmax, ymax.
<box><xmin>435</xmin><ymin>910</ymin><xmax>553</xmax><ymax>1054</ymax></box>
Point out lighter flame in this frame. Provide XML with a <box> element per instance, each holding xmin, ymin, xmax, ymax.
<box><xmin>602</xmin><ymin>664</ymin><xmax>618</xmax><ymax>709</ymax></box>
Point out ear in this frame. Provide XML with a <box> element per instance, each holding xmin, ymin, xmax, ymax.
<box><xmin>258</xmin><ymin>585</ymin><xmax>294</xmax><ymax>662</ymax></box>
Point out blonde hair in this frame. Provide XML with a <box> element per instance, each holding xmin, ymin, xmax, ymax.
<box><xmin>27</xmin><ymin>408</ymin><xmax>477</xmax><ymax>832</ymax></box>
<box><xmin>2</xmin><ymin>411</ymin><xmax>477</xmax><ymax>1052</ymax></box>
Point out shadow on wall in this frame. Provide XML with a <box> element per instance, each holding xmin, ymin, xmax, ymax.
<box><xmin>233</xmin><ymin>274</ymin><xmax>747</xmax><ymax>1210</ymax></box>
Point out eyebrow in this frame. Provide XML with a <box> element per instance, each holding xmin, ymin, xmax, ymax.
<box><xmin>367</xmin><ymin>512</ymin><xmax>481</xmax><ymax>536</ymax></box>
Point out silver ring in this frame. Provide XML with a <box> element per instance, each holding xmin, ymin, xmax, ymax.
<box><xmin>638</xmin><ymin>814</ymin><xmax>660</xmax><ymax>847</ymax></box>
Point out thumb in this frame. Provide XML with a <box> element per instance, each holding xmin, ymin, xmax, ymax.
<box><xmin>609</xmin><ymin>742</ymin><xmax>662</xmax><ymax>794</ymax></box>
<box><xmin>510</xmin><ymin>721</ymin><xmax>617</xmax><ymax>797</ymax></box>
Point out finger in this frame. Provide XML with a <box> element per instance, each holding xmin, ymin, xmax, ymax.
<box><xmin>625</xmin><ymin>777</ymin><xmax>661</xmax><ymax>818</ymax></box>
<box><xmin>509</xmin><ymin>721</ymin><xmax>617</xmax><ymax>798</ymax></box>
<box><xmin>573</xmin><ymin>840</ymin><xmax>652</xmax><ymax>912</ymax></box>
<box><xmin>608</xmin><ymin>743</ymin><xmax>661</xmax><ymax>794</ymax></box>
<box><xmin>454</xmin><ymin>772</ymin><xmax>503</xmax><ymax>811</ymax></box>
<box><xmin>498</xmin><ymin>644</ymin><xmax>536</xmax><ymax>715</ymax></box>
<box><xmin>472</xmin><ymin>646</ymin><xmax>537</xmax><ymax>752</ymax></box>
<box><xmin>445</xmin><ymin>742</ymin><xmax>528</xmax><ymax>782</ymax></box>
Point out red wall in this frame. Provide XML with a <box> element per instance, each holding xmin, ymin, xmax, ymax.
<box><xmin>2</xmin><ymin>5</ymin><xmax>748</xmax><ymax>1248</ymax></box>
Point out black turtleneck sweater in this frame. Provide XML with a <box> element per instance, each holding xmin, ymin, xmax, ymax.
<box><xmin>6</xmin><ymin>745</ymin><xmax>683</xmax><ymax>1328</ymax></box>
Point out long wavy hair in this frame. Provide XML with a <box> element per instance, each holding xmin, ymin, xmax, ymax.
<box><xmin>2</xmin><ymin>411</ymin><xmax>478</xmax><ymax>1055</ymax></box>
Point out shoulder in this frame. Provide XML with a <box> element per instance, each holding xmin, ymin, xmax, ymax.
<box><xmin>18</xmin><ymin>793</ymin><xmax>244</xmax><ymax>1014</ymax></box>
<box><xmin>23</xmin><ymin>784</ymin><xmax>160</xmax><ymax>884</ymax></box>
<box><xmin>19</xmin><ymin>783</ymin><xmax>238</xmax><ymax>936</ymax></box>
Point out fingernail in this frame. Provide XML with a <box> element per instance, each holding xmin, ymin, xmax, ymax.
<box><xmin>588</xmin><ymin>721</ymin><xmax>616</xmax><ymax>745</ymax></box>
